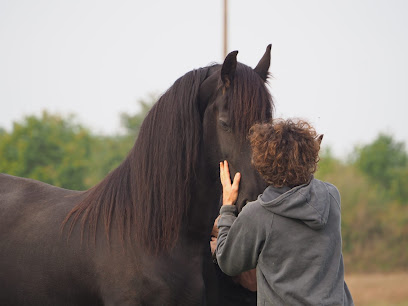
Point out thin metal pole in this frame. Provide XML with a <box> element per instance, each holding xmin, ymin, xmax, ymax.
<box><xmin>223</xmin><ymin>0</ymin><xmax>228</xmax><ymax>58</ymax></box>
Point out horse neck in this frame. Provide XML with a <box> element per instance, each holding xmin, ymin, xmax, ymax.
<box><xmin>183</xmin><ymin>160</ymin><xmax>221</xmax><ymax>244</ymax></box>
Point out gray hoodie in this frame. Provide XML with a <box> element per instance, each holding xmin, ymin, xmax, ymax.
<box><xmin>216</xmin><ymin>178</ymin><xmax>354</xmax><ymax>305</ymax></box>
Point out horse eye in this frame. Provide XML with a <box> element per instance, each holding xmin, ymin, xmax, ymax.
<box><xmin>219</xmin><ymin>120</ymin><xmax>231</xmax><ymax>131</ymax></box>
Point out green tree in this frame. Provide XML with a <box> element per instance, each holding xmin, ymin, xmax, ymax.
<box><xmin>316</xmin><ymin>149</ymin><xmax>408</xmax><ymax>272</ymax></box>
<box><xmin>0</xmin><ymin>111</ymin><xmax>91</xmax><ymax>190</ymax></box>
<box><xmin>84</xmin><ymin>134</ymin><xmax>132</xmax><ymax>187</ymax></box>
<box><xmin>352</xmin><ymin>133</ymin><xmax>408</xmax><ymax>203</ymax></box>
<box><xmin>120</xmin><ymin>93</ymin><xmax>158</xmax><ymax>137</ymax></box>
<box><xmin>85</xmin><ymin>94</ymin><xmax>158</xmax><ymax>187</ymax></box>
<box><xmin>315</xmin><ymin>147</ymin><xmax>341</xmax><ymax>179</ymax></box>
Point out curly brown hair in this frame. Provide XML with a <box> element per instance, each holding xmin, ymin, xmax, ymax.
<box><xmin>248</xmin><ymin>119</ymin><xmax>322</xmax><ymax>188</ymax></box>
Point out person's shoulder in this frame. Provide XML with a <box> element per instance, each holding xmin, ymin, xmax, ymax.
<box><xmin>240</xmin><ymin>199</ymin><xmax>270</xmax><ymax>218</ymax></box>
<box><xmin>312</xmin><ymin>178</ymin><xmax>339</xmax><ymax>194</ymax></box>
<box><xmin>242</xmin><ymin>198</ymin><xmax>262</xmax><ymax>210</ymax></box>
<box><xmin>325</xmin><ymin>181</ymin><xmax>340</xmax><ymax>198</ymax></box>
<box><xmin>239</xmin><ymin>200</ymin><xmax>274</xmax><ymax>231</ymax></box>
<box><xmin>315</xmin><ymin>178</ymin><xmax>341</xmax><ymax>206</ymax></box>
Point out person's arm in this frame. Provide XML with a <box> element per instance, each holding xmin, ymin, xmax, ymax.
<box><xmin>232</xmin><ymin>269</ymin><xmax>257</xmax><ymax>292</ymax></box>
<box><xmin>210</xmin><ymin>215</ymin><xmax>220</xmax><ymax>256</ymax></box>
<box><xmin>215</xmin><ymin>161</ymin><xmax>267</xmax><ymax>276</ymax></box>
<box><xmin>216</xmin><ymin>202</ymin><xmax>265</xmax><ymax>276</ymax></box>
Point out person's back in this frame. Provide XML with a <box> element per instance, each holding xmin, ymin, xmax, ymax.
<box><xmin>215</xmin><ymin>119</ymin><xmax>354</xmax><ymax>305</ymax></box>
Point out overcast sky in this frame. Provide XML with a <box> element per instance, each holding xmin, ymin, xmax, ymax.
<box><xmin>1</xmin><ymin>0</ymin><xmax>407</xmax><ymax>157</ymax></box>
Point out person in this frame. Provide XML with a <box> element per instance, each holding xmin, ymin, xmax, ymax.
<box><xmin>211</xmin><ymin>216</ymin><xmax>257</xmax><ymax>305</ymax></box>
<box><xmin>214</xmin><ymin>119</ymin><xmax>354</xmax><ymax>305</ymax></box>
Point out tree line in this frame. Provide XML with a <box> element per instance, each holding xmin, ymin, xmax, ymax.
<box><xmin>1</xmin><ymin>98</ymin><xmax>407</xmax><ymax>273</ymax></box>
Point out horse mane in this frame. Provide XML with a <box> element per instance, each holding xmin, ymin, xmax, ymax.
<box><xmin>63</xmin><ymin>62</ymin><xmax>273</xmax><ymax>255</ymax></box>
<box><xmin>227</xmin><ymin>63</ymin><xmax>273</xmax><ymax>137</ymax></box>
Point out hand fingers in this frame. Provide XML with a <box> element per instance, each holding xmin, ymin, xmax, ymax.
<box><xmin>223</xmin><ymin>160</ymin><xmax>230</xmax><ymax>179</ymax></box>
<box><xmin>220</xmin><ymin>162</ymin><xmax>229</xmax><ymax>186</ymax></box>
<box><xmin>232</xmin><ymin>172</ymin><xmax>241</xmax><ymax>190</ymax></box>
<box><xmin>221</xmin><ymin>160</ymin><xmax>240</xmax><ymax>189</ymax></box>
<box><xmin>219</xmin><ymin>162</ymin><xmax>224</xmax><ymax>183</ymax></box>
<box><xmin>220</xmin><ymin>161</ymin><xmax>230</xmax><ymax>187</ymax></box>
<box><xmin>222</xmin><ymin>160</ymin><xmax>231</xmax><ymax>185</ymax></box>
<box><xmin>210</xmin><ymin>237</ymin><xmax>217</xmax><ymax>254</ymax></box>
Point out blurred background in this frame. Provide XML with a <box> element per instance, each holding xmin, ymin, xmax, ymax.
<box><xmin>1</xmin><ymin>1</ymin><xmax>407</xmax><ymax>304</ymax></box>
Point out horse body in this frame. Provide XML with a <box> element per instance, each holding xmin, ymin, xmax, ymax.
<box><xmin>0</xmin><ymin>46</ymin><xmax>273</xmax><ymax>305</ymax></box>
<box><xmin>0</xmin><ymin>174</ymin><xmax>209</xmax><ymax>305</ymax></box>
<box><xmin>0</xmin><ymin>175</ymin><xmax>97</xmax><ymax>305</ymax></box>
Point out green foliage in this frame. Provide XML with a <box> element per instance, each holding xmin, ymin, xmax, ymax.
<box><xmin>84</xmin><ymin>134</ymin><xmax>133</xmax><ymax>187</ymax></box>
<box><xmin>316</xmin><ymin>138</ymin><xmax>408</xmax><ymax>273</ymax></box>
<box><xmin>120</xmin><ymin>93</ymin><xmax>158</xmax><ymax>136</ymax></box>
<box><xmin>0</xmin><ymin>111</ymin><xmax>91</xmax><ymax>190</ymax></box>
<box><xmin>0</xmin><ymin>96</ymin><xmax>156</xmax><ymax>191</ymax></box>
<box><xmin>353</xmin><ymin>133</ymin><xmax>407</xmax><ymax>185</ymax></box>
<box><xmin>316</xmin><ymin>147</ymin><xmax>340</xmax><ymax>178</ymax></box>
<box><xmin>2</xmin><ymin>99</ymin><xmax>407</xmax><ymax>273</ymax></box>
<box><xmin>84</xmin><ymin>93</ymin><xmax>158</xmax><ymax>186</ymax></box>
<box><xmin>353</xmin><ymin>133</ymin><xmax>408</xmax><ymax>204</ymax></box>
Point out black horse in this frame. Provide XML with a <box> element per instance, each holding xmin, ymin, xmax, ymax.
<box><xmin>0</xmin><ymin>46</ymin><xmax>273</xmax><ymax>305</ymax></box>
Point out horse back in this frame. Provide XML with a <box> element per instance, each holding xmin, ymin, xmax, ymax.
<box><xmin>0</xmin><ymin>174</ymin><xmax>208</xmax><ymax>305</ymax></box>
<box><xmin>0</xmin><ymin>174</ymin><xmax>100</xmax><ymax>305</ymax></box>
<box><xmin>0</xmin><ymin>173</ymin><xmax>83</xmax><ymax>230</ymax></box>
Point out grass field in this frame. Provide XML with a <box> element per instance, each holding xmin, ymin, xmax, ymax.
<box><xmin>346</xmin><ymin>273</ymin><xmax>408</xmax><ymax>306</ymax></box>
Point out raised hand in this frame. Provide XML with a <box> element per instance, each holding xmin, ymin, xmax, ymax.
<box><xmin>220</xmin><ymin>160</ymin><xmax>241</xmax><ymax>205</ymax></box>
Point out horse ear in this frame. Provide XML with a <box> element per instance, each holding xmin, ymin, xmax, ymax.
<box><xmin>254</xmin><ymin>44</ymin><xmax>272</xmax><ymax>81</ymax></box>
<box><xmin>317</xmin><ymin>134</ymin><xmax>324</xmax><ymax>145</ymax></box>
<box><xmin>221</xmin><ymin>50</ymin><xmax>238</xmax><ymax>88</ymax></box>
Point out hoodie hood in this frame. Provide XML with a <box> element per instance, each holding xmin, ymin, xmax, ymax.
<box><xmin>257</xmin><ymin>178</ymin><xmax>331</xmax><ymax>230</ymax></box>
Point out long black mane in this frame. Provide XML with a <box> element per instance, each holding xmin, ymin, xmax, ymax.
<box><xmin>63</xmin><ymin>63</ymin><xmax>273</xmax><ymax>255</ymax></box>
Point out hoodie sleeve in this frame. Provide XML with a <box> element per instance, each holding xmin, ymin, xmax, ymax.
<box><xmin>216</xmin><ymin>202</ymin><xmax>271</xmax><ymax>276</ymax></box>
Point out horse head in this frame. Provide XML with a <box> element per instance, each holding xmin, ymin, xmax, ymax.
<box><xmin>63</xmin><ymin>45</ymin><xmax>274</xmax><ymax>257</ymax></box>
<box><xmin>199</xmin><ymin>45</ymin><xmax>273</xmax><ymax>212</ymax></box>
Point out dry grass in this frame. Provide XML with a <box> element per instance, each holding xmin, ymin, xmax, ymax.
<box><xmin>346</xmin><ymin>273</ymin><xmax>408</xmax><ymax>306</ymax></box>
